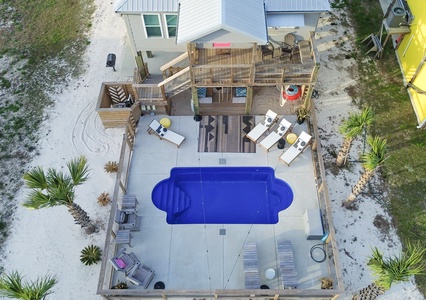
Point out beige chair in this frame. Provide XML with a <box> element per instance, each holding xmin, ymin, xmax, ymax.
<box><xmin>246</xmin><ymin>110</ymin><xmax>278</xmax><ymax>143</ymax></box>
<box><xmin>259</xmin><ymin>117</ymin><xmax>292</xmax><ymax>151</ymax></box>
<box><xmin>279</xmin><ymin>131</ymin><xmax>312</xmax><ymax>166</ymax></box>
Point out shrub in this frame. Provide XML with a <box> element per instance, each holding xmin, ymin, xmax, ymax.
<box><xmin>104</xmin><ymin>161</ymin><xmax>118</xmax><ymax>173</ymax></box>
<box><xmin>97</xmin><ymin>192</ymin><xmax>110</xmax><ymax>206</ymax></box>
<box><xmin>80</xmin><ymin>245</ymin><xmax>102</xmax><ymax>266</ymax></box>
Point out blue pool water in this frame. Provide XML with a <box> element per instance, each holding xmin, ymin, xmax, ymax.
<box><xmin>151</xmin><ymin>167</ymin><xmax>294</xmax><ymax>224</ymax></box>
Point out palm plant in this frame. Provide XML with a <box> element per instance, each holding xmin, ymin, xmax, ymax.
<box><xmin>80</xmin><ymin>245</ymin><xmax>102</xmax><ymax>266</ymax></box>
<box><xmin>336</xmin><ymin>107</ymin><xmax>374</xmax><ymax>167</ymax></box>
<box><xmin>0</xmin><ymin>271</ymin><xmax>57</xmax><ymax>300</ymax></box>
<box><xmin>353</xmin><ymin>243</ymin><xmax>426</xmax><ymax>299</ymax></box>
<box><xmin>23</xmin><ymin>156</ymin><xmax>96</xmax><ymax>234</ymax></box>
<box><xmin>342</xmin><ymin>136</ymin><xmax>387</xmax><ymax>208</ymax></box>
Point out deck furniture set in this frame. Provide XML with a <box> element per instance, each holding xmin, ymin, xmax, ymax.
<box><xmin>246</xmin><ymin>109</ymin><xmax>313</xmax><ymax>165</ymax></box>
<box><xmin>110</xmin><ymin>195</ymin><xmax>156</xmax><ymax>288</ymax></box>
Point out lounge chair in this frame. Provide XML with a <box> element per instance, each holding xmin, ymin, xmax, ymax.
<box><xmin>277</xmin><ymin>240</ymin><xmax>298</xmax><ymax>288</ymax></box>
<box><xmin>259</xmin><ymin>117</ymin><xmax>292</xmax><ymax>151</ymax></box>
<box><xmin>114</xmin><ymin>207</ymin><xmax>141</xmax><ymax>231</ymax></box>
<box><xmin>108</xmin><ymin>248</ymin><xmax>140</xmax><ymax>274</ymax></box>
<box><xmin>246</xmin><ymin>110</ymin><xmax>278</xmax><ymax>143</ymax></box>
<box><xmin>147</xmin><ymin>119</ymin><xmax>185</xmax><ymax>147</ymax></box>
<box><xmin>279</xmin><ymin>131</ymin><xmax>312</xmax><ymax>166</ymax></box>
<box><xmin>126</xmin><ymin>263</ymin><xmax>155</xmax><ymax>288</ymax></box>
<box><xmin>242</xmin><ymin>242</ymin><xmax>260</xmax><ymax>289</ymax></box>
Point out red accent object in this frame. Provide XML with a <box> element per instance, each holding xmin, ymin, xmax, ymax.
<box><xmin>213</xmin><ymin>42</ymin><xmax>231</xmax><ymax>47</ymax></box>
<box><xmin>283</xmin><ymin>85</ymin><xmax>301</xmax><ymax>101</ymax></box>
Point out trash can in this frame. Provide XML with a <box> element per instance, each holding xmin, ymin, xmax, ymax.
<box><xmin>277</xmin><ymin>139</ymin><xmax>285</xmax><ymax>149</ymax></box>
<box><xmin>106</xmin><ymin>53</ymin><xmax>116</xmax><ymax>71</ymax></box>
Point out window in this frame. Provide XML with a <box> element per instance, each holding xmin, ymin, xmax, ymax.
<box><xmin>165</xmin><ymin>14</ymin><xmax>177</xmax><ymax>38</ymax></box>
<box><xmin>143</xmin><ymin>14</ymin><xmax>162</xmax><ymax>38</ymax></box>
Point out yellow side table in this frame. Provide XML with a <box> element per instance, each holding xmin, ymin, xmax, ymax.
<box><xmin>160</xmin><ymin>118</ymin><xmax>171</xmax><ymax>128</ymax></box>
<box><xmin>286</xmin><ymin>133</ymin><xmax>297</xmax><ymax>144</ymax></box>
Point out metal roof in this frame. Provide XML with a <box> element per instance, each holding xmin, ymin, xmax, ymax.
<box><xmin>177</xmin><ymin>0</ymin><xmax>268</xmax><ymax>44</ymax></box>
<box><xmin>265</xmin><ymin>0</ymin><xmax>330</xmax><ymax>12</ymax></box>
<box><xmin>115</xmin><ymin>0</ymin><xmax>330</xmax><ymax>13</ymax></box>
<box><xmin>114</xmin><ymin>0</ymin><xmax>179</xmax><ymax>13</ymax></box>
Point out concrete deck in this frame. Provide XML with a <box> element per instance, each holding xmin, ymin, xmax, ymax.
<box><xmin>112</xmin><ymin>115</ymin><xmax>331</xmax><ymax>290</ymax></box>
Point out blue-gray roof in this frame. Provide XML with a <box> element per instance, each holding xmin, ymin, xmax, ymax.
<box><xmin>177</xmin><ymin>0</ymin><xmax>268</xmax><ymax>44</ymax></box>
<box><xmin>114</xmin><ymin>0</ymin><xmax>178</xmax><ymax>13</ymax></box>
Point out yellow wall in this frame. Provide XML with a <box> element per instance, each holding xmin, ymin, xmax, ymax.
<box><xmin>397</xmin><ymin>0</ymin><xmax>426</xmax><ymax>127</ymax></box>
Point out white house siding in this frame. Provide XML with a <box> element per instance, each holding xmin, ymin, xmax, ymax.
<box><xmin>125</xmin><ymin>14</ymin><xmax>186</xmax><ymax>55</ymax></box>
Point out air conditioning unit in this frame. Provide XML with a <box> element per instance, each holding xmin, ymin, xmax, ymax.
<box><xmin>386</xmin><ymin>6</ymin><xmax>406</xmax><ymax>28</ymax></box>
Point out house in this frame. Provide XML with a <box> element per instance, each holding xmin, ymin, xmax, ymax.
<box><xmin>97</xmin><ymin>0</ymin><xmax>330</xmax><ymax>127</ymax></box>
<box><xmin>391</xmin><ymin>0</ymin><xmax>426</xmax><ymax>128</ymax></box>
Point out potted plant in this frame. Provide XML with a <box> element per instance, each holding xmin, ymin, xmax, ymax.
<box><xmin>296</xmin><ymin>107</ymin><xmax>308</xmax><ymax>124</ymax></box>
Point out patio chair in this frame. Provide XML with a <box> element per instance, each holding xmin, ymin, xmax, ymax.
<box><xmin>108</xmin><ymin>248</ymin><xmax>140</xmax><ymax>274</ymax></box>
<box><xmin>147</xmin><ymin>119</ymin><xmax>185</xmax><ymax>148</ymax></box>
<box><xmin>126</xmin><ymin>263</ymin><xmax>155</xmax><ymax>288</ymax></box>
<box><xmin>246</xmin><ymin>110</ymin><xmax>278</xmax><ymax>143</ymax></box>
<box><xmin>259</xmin><ymin>117</ymin><xmax>292</xmax><ymax>151</ymax></box>
<box><xmin>121</xmin><ymin>194</ymin><xmax>138</xmax><ymax>211</ymax></box>
<box><xmin>281</xmin><ymin>33</ymin><xmax>296</xmax><ymax>56</ymax></box>
<box><xmin>279</xmin><ymin>131</ymin><xmax>312</xmax><ymax>166</ymax></box>
<box><xmin>260</xmin><ymin>42</ymin><xmax>274</xmax><ymax>60</ymax></box>
<box><xmin>242</xmin><ymin>242</ymin><xmax>260</xmax><ymax>289</ymax></box>
<box><xmin>114</xmin><ymin>207</ymin><xmax>141</xmax><ymax>231</ymax></box>
<box><xmin>277</xmin><ymin>240</ymin><xmax>298</xmax><ymax>288</ymax></box>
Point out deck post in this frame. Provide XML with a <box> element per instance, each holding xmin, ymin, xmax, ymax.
<box><xmin>191</xmin><ymin>87</ymin><xmax>200</xmax><ymax>115</ymax></box>
<box><xmin>245</xmin><ymin>86</ymin><xmax>253</xmax><ymax>114</ymax></box>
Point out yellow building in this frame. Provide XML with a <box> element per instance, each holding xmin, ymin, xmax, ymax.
<box><xmin>395</xmin><ymin>0</ymin><xmax>426</xmax><ymax>128</ymax></box>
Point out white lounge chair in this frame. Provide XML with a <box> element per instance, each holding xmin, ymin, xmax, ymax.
<box><xmin>147</xmin><ymin>119</ymin><xmax>185</xmax><ymax>147</ymax></box>
<box><xmin>246</xmin><ymin>110</ymin><xmax>278</xmax><ymax>143</ymax></box>
<box><xmin>279</xmin><ymin>131</ymin><xmax>312</xmax><ymax>166</ymax></box>
<box><xmin>259</xmin><ymin>117</ymin><xmax>292</xmax><ymax>151</ymax></box>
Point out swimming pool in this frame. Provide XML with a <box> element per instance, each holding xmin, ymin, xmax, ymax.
<box><xmin>151</xmin><ymin>167</ymin><xmax>294</xmax><ymax>224</ymax></box>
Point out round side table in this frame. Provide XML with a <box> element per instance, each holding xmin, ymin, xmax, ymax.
<box><xmin>265</xmin><ymin>268</ymin><xmax>276</xmax><ymax>280</ymax></box>
<box><xmin>286</xmin><ymin>133</ymin><xmax>297</xmax><ymax>145</ymax></box>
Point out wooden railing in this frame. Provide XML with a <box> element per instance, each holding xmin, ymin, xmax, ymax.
<box><xmin>309</xmin><ymin>106</ymin><xmax>345</xmax><ymax>292</ymax></box>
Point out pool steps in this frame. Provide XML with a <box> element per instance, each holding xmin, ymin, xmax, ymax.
<box><xmin>153</xmin><ymin>180</ymin><xmax>191</xmax><ymax>221</ymax></box>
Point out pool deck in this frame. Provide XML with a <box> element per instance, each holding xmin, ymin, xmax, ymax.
<box><xmin>111</xmin><ymin>115</ymin><xmax>331</xmax><ymax>291</ymax></box>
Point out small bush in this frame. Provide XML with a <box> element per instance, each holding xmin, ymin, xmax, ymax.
<box><xmin>111</xmin><ymin>281</ymin><xmax>128</xmax><ymax>289</ymax></box>
<box><xmin>97</xmin><ymin>192</ymin><xmax>110</xmax><ymax>206</ymax></box>
<box><xmin>80</xmin><ymin>245</ymin><xmax>102</xmax><ymax>266</ymax></box>
<box><xmin>104</xmin><ymin>161</ymin><xmax>118</xmax><ymax>173</ymax></box>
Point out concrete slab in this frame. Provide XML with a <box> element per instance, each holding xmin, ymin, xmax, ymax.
<box><xmin>113</xmin><ymin>115</ymin><xmax>330</xmax><ymax>290</ymax></box>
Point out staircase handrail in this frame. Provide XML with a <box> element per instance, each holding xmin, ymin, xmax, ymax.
<box><xmin>160</xmin><ymin>52</ymin><xmax>189</xmax><ymax>72</ymax></box>
<box><xmin>158</xmin><ymin>66</ymin><xmax>190</xmax><ymax>87</ymax></box>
